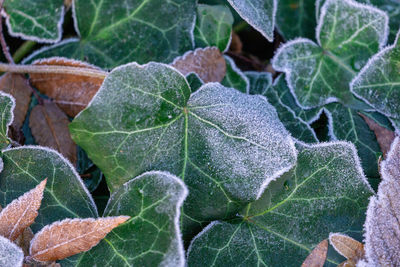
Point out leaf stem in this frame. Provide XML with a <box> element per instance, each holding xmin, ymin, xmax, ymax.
<box><xmin>0</xmin><ymin>0</ymin><xmax>14</xmax><ymax>64</ymax></box>
<box><xmin>13</xmin><ymin>41</ymin><xmax>36</xmax><ymax>63</ymax></box>
<box><xmin>0</xmin><ymin>63</ymin><xmax>108</xmax><ymax>79</ymax></box>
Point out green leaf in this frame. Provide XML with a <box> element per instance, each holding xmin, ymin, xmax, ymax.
<box><xmin>195</xmin><ymin>4</ymin><xmax>234</xmax><ymax>52</ymax></box>
<box><xmin>324</xmin><ymin>103</ymin><xmax>381</xmax><ymax>177</ymax></box>
<box><xmin>187</xmin><ymin>142</ymin><xmax>373</xmax><ymax>266</ymax></box>
<box><xmin>227</xmin><ymin>0</ymin><xmax>277</xmax><ymax>42</ymax></box>
<box><xmin>0</xmin><ymin>146</ymin><xmax>98</xmax><ymax>232</ymax></box>
<box><xmin>66</xmin><ymin>171</ymin><xmax>187</xmax><ymax>267</ymax></box>
<box><xmin>222</xmin><ymin>56</ymin><xmax>250</xmax><ymax>93</ymax></box>
<box><xmin>273</xmin><ymin>0</ymin><xmax>388</xmax><ymax>108</ymax></box>
<box><xmin>69</xmin><ymin>62</ymin><xmax>297</xmax><ymax>238</ymax></box>
<box><xmin>186</xmin><ymin>73</ymin><xmax>204</xmax><ymax>93</ymax></box>
<box><xmin>351</xmin><ymin>31</ymin><xmax>400</xmax><ymax>131</ymax></box>
<box><xmin>0</xmin><ymin>236</ymin><xmax>23</xmax><ymax>267</ymax></box>
<box><xmin>3</xmin><ymin>0</ymin><xmax>64</xmax><ymax>43</ymax></box>
<box><xmin>246</xmin><ymin>72</ymin><xmax>318</xmax><ymax>143</ymax></box>
<box><xmin>276</xmin><ymin>0</ymin><xmax>317</xmax><ymax>40</ymax></box>
<box><xmin>24</xmin><ymin>0</ymin><xmax>196</xmax><ymax>68</ymax></box>
<box><xmin>0</xmin><ymin>92</ymin><xmax>15</xmax><ymax>150</ymax></box>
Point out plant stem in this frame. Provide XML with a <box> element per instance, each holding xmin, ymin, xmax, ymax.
<box><xmin>13</xmin><ymin>41</ymin><xmax>36</xmax><ymax>63</ymax></box>
<box><xmin>0</xmin><ymin>0</ymin><xmax>14</xmax><ymax>64</ymax></box>
<box><xmin>0</xmin><ymin>63</ymin><xmax>108</xmax><ymax>79</ymax></box>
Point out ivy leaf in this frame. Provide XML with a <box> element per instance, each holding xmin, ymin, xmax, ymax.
<box><xmin>171</xmin><ymin>47</ymin><xmax>226</xmax><ymax>83</ymax></box>
<box><xmin>227</xmin><ymin>0</ymin><xmax>277</xmax><ymax>42</ymax></box>
<box><xmin>273</xmin><ymin>0</ymin><xmax>388</xmax><ymax>108</ymax></box>
<box><xmin>301</xmin><ymin>239</ymin><xmax>328</xmax><ymax>267</ymax></box>
<box><xmin>186</xmin><ymin>73</ymin><xmax>204</xmax><ymax>93</ymax></box>
<box><xmin>29</xmin><ymin>216</ymin><xmax>129</xmax><ymax>262</ymax></box>
<box><xmin>187</xmin><ymin>142</ymin><xmax>373</xmax><ymax>266</ymax></box>
<box><xmin>276</xmin><ymin>0</ymin><xmax>316</xmax><ymax>40</ymax></box>
<box><xmin>0</xmin><ymin>179</ymin><xmax>46</xmax><ymax>241</ymax></box>
<box><xmin>3</xmin><ymin>0</ymin><xmax>64</xmax><ymax>43</ymax></box>
<box><xmin>247</xmin><ymin>72</ymin><xmax>318</xmax><ymax>143</ymax></box>
<box><xmin>69</xmin><ymin>62</ymin><xmax>297</xmax><ymax>238</ymax></box>
<box><xmin>363</xmin><ymin>136</ymin><xmax>400</xmax><ymax>266</ymax></box>
<box><xmin>324</xmin><ymin>103</ymin><xmax>381</xmax><ymax>177</ymax></box>
<box><xmin>0</xmin><ymin>236</ymin><xmax>24</xmax><ymax>267</ymax></box>
<box><xmin>29</xmin><ymin>58</ymin><xmax>104</xmax><ymax>117</ymax></box>
<box><xmin>0</xmin><ymin>92</ymin><xmax>15</xmax><ymax>150</ymax></box>
<box><xmin>222</xmin><ymin>56</ymin><xmax>250</xmax><ymax>93</ymax></box>
<box><xmin>0</xmin><ymin>146</ymin><xmax>98</xmax><ymax>232</ymax></box>
<box><xmin>24</xmin><ymin>0</ymin><xmax>196</xmax><ymax>68</ymax></box>
<box><xmin>195</xmin><ymin>4</ymin><xmax>234</xmax><ymax>52</ymax></box>
<box><xmin>65</xmin><ymin>172</ymin><xmax>187</xmax><ymax>266</ymax></box>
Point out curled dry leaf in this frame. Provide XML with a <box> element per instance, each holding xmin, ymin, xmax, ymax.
<box><xmin>30</xmin><ymin>58</ymin><xmax>104</xmax><ymax>117</ymax></box>
<box><xmin>171</xmin><ymin>47</ymin><xmax>226</xmax><ymax>83</ymax></box>
<box><xmin>15</xmin><ymin>227</ymin><xmax>34</xmax><ymax>256</ymax></box>
<box><xmin>29</xmin><ymin>216</ymin><xmax>130</xmax><ymax>262</ymax></box>
<box><xmin>29</xmin><ymin>101</ymin><xmax>77</xmax><ymax>164</ymax></box>
<box><xmin>0</xmin><ymin>179</ymin><xmax>46</xmax><ymax>241</ymax></box>
<box><xmin>301</xmin><ymin>239</ymin><xmax>328</xmax><ymax>267</ymax></box>
<box><xmin>359</xmin><ymin>113</ymin><xmax>395</xmax><ymax>158</ymax></box>
<box><xmin>329</xmin><ymin>233</ymin><xmax>365</xmax><ymax>263</ymax></box>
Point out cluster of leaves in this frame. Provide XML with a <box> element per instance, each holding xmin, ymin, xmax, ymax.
<box><xmin>0</xmin><ymin>0</ymin><xmax>399</xmax><ymax>266</ymax></box>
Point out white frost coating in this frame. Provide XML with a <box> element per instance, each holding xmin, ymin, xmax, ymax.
<box><xmin>224</xmin><ymin>55</ymin><xmax>250</xmax><ymax>94</ymax></box>
<box><xmin>0</xmin><ymin>235</ymin><xmax>23</xmax><ymax>267</ymax></box>
<box><xmin>186</xmin><ymin>221</ymin><xmax>221</xmax><ymax>257</ymax></box>
<box><xmin>323</xmin><ymin>107</ymin><xmax>338</xmax><ymax>141</ymax></box>
<box><xmin>2</xmin><ymin>145</ymin><xmax>98</xmax><ymax>216</ymax></box>
<box><xmin>222</xmin><ymin>30</ymin><xmax>233</xmax><ymax>53</ymax></box>
<box><xmin>329</xmin><ymin>232</ymin><xmax>356</xmax><ymax>259</ymax></box>
<box><xmin>31</xmin><ymin>56</ymin><xmax>103</xmax><ymax>71</ymax></box>
<box><xmin>227</xmin><ymin>0</ymin><xmax>277</xmax><ymax>42</ymax></box>
<box><xmin>0</xmin><ymin>91</ymin><xmax>16</xmax><ymax>148</ymax></box>
<box><xmin>106</xmin><ymin>171</ymin><xmax>188</xmax><ymax>267</ymax></box>
<box><xmin>71</xmin><ymin>0</ymin><xmax>81</xmax><ymax>37</ymax></box>
<box><xmin>2</xmin><ymin>5</ymin><xmax>65</xmax><ymax>44</ymax></box>
<box><xmin>316</xmin><ymin>0</ymin><xmax>389</xmax><ymax>49</ymax></box>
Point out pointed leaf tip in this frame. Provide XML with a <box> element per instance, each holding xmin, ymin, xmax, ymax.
<box><xmin>329</xmin><ymin>233</ymin><xmax>364</xmax><ymax>262</ymax></box>
<box><xmin>30</xmin><ymin>216</ymin><xmax>130</xmax><ymax>262</ymax></box>
<box><xmin>0</xmin><ymin>178</ymin><xmax>47</xmax><ymax>241</ymax></box>
<box><xmin>301</xmin><ymin>239</ymin><xmax>328</xmax><ymax>267</ymax></box>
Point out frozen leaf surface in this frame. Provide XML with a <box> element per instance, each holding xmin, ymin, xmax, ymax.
<box><xmin>329</xmin><ymin>233</ymin><xmax>365</xmax><ymax>263</ymax></box>
<box><xmin>0</xmin><ymin>146</ymin><xmax>97</xmax><ymax>232</ymax></box>
<box><xmin>69</xmin><ymin>62</ymin><xmax>297</xmax><ymax>238</ymax></box>
<box><xmin>3</xmin><ymin>0</ymin><xmax>64</xmax><ymax>43</ymax></box>
<box><xmin>0</xmin><ymin>179</ymin><xmax>46</xmax><ymax>241</ymax></box>
<box><xmin>187</xmin><ymin>142</ymin><xmax>373</xmax><ymax>266</ymax></box>
<box><xmin>195</xmin><ymin>4</ymin><xmax>234</xmax><ymax>51</ymax></box>
<box><xmin>71</xmin><ymin>171</ymin><xmax>187</xmax><ymax>267</ymax></box>
<box><xmin>0</xmin><ymin>92</ymin><xmax>15</xmax><ymax>150</ymax></box>
<box><xmin>0</xmin><ymin>236</ymin><xmax>23</xmax><ymax>267</ymax></box>
<box><xmin>24</xmin><ymin>0</ymin><xmax>196</xmax><ymax>68</ymax></box>
<box><xmin>221</xmin><ymin>56</ymin><xmax>250</xmax><ymax>93</ymax></box>
<box><xmin>301</xmin><ymin>239</ymin><xmax>328</xmax><ymax>267</ymax></box>
<box><xmin>227</xmin><ymin>0</ymin><xmax>277</xmax><ymax>42</ymax></box>
<box><xmin>273</xmin><ymin>0</ymin><xmax>388</xmax><ymax>108</ymax></box>
<box><xmin>30</xmin><ymin>216</ymin><xmax>129</xmax><ymax>262</ymax></box>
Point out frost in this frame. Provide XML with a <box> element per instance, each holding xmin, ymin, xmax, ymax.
<box><xmin>0</xmin><ymin>92</ymin><xmax>15</xmax><ymax>150</ymax></box>
<box><xmin>0</xmin><ymin>236</ymin><xmax>23</xmax><ymax>267</ymax></box>
<box><xmin>222</xmin><ymin>56</ymin><xmax>250</xmax><ymax>93</ymax></box>
<box><xmin>272</xmin><ymin>0</ymin><xmax>389</xmax><ymax>108</ymax></box>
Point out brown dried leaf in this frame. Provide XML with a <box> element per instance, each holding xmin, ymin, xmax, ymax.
<box><xmin>0</xmin><ymin>73</ymin><xmax>32</xmax><ymax>140</ymax></box>
<box><xmin>229</xmin><ymin>32</ymin><xmax>243</xmax><ymax>53</ymax></box>
<box><xmin>0</xmin><ymin>179</ymin><xmax>46</xmax><ymax>241</ymax></box>
<box><xmin>30</xmin><ymin>216</ymin><xmax>130</xmax><ymax>262</ymax></box>
<box><xmin>359</xmin><ymin>113</ymin><xmax>395</xmax><ymax>158</ymax></box>
<box><xmin>329</xmin><ymin>233</ymin><xmax>365</xmax><ymax>262</ymax></box>
<box><xmin>15</xmin><ymin>227</ymin><xmax>34</xmax><ymax>256</ymax></box>
<box><xmin>29</xmin><ymin>101</ymin><xmax>77</xmax><ymax>164</ymax></box>
<box><xmin>171</xmin><ymin>47</ymin><xmax>226</xmax><ymax>83</ymax></box>
<box><xmin>30</xmin><ymin>58</ymin><xmax>104</xmax><ymax>117</ymax></box>
<box><xmin>301</xmin><ymin>239</ymin><xmax>328</xmax><ymax>267</ymax></box>
<box><xmin>337</xmin><ymin>260</ymin><xmax>356</xmax><ymax>267</ymax></box>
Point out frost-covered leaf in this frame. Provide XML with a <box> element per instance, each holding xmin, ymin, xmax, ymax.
<box><xmin>195</xmin><ymin>4</ymin><xmax>234</xmax><ymax>51</ymax></box>
<box><xmin>69</xmin><ymin>171</ymin><xmax>187</xmax><ymax>267</ymax></box>
<box><xmin>30</xmin><ymin>216</ymin><xmax>129</xmax><ymax>262</ymax></box>
<box><xmin>222</xmin><ymin>56</ymin><xmax>250</xmax><ymax>93</ymax></box>
<box><xmin>0</xmin><ymin>236</ymin><xmax>23</xmax><ymax>267</ymax></box>
<box><xmin>3</xmin><ymin>0</ymin><xmax>64</xmax><ymax>43</ymax></box>
<box><xmin>171</xmin><ymin>47</ymin><xmax>226</xmax><ymax>83</ymax></box>
<box><xmin>29</xmin><ymin>102</ymin><xmax>77</xmax><ymax>164</ymax></box>
<box><xmin>0</xmin><ymin>92</ymin><xmax>15</xmax><ymax>150</ymax></box>
<box><xmin>329</xmin><ymin>233</ymin><xmax>365</xmax><ymax>263</ymax></box>
<box><xmin>0</xmin><ymin>179</ymin><xmax>46</xmax><ymax>241</ymax></box>
<box><xmin>247</xmin><ymin>72</ymin><xmax>318</xmax><ymax>143</ymax></box>
<box><xmin>29</xmin><ymin>58</ymin><xmax>104</xmax><ymax>117</ymax></box>
<box><xmin>363</xmin><ymin>136</ymin><xmax>400</xmax><ymax>266</ymax></box>
<box><xmin>187</xmin><ymin>142</ymin><xmax>373</xmax><ymax>266</ymax></box>
<box><xmin>227</xmin><ymin>0</ymin><xmax>277</xmax><ymax>42</ymax></box>
<box><xmin>186</xmin><ymin>73</ymin><xmax>204</xmax><ymax>93</ymax></box>
<box><xmin>0</xmin><ymin>146</ymin><xmax>98</xmax><ymax>232</ymax></box>
<box><xmin>15</xmin><ymin>227</ymin><xmax>34</xmax><ymax>256</ymax></box>
<box><xmin>69</xmin><ymin>62</ymin><xmax>297</xmax><ymax>238</ymax></box>
<box><xmin>23</xmin><ymin>0</ymin><xmax>196</xmax><ymax>68</ymax></box>
<box><xmin>273</xmin><ymin>0</ymin><xmax>388</xmax><ymax>108</ymax></box>
<box><xmin>301</xmin><ymin>239</ymin><xmax>328</xmax><ymax>267</ymax></box>
<box><xmin>276</xmin><ymin>0</ymin><xmax>316</xmax><ymax>40</ymax></box>
<box><xmin>324</xmin><ymin>103</ymin><xmax>381</xmax><ymax>177</ymax></box>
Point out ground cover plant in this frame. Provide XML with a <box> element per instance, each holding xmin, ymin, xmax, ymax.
<box><xmin>0</xmin><ymin>0</ymin><xmax>398</xmax><ymax>266</ymax></box>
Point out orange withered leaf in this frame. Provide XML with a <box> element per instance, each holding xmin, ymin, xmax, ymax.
<box><xmin>301</xmin><ymin>239</ymin><xmax>328</xmax><ymax>267</ymax></box>
<box><xmin>329</xmin><ymin>233</ymin><xmax>365</xmax><ymax>262</ymax></box>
